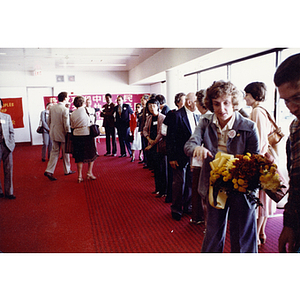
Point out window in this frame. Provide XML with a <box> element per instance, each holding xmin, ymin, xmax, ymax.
<box><xmin>198</xmin><ymin>66</ymin><xmax>227</xmax><ymax>90</ymax></box>
<box><xmin>182</xmin><ymin>73</ymin><xmax>197</xmax><ymax>93</ymax></box>
<box><xmin>230</xmin><ymin>53</ymin><xmax>277</xmax><ymax>115</ymax></box>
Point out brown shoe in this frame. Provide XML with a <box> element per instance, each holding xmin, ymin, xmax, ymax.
<box><xmin>44</xmin><ymin>172</ymin><xmax>57</xmax><ymax>181</ymax></box>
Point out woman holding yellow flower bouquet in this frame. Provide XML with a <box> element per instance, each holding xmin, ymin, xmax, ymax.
<box><xmin>184</xmin><ymin>80</ymin><xmax>260</xmax><ymax>253</ymax></box>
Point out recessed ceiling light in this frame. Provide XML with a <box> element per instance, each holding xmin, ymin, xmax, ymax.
<box><xmin>59</xmin><ymin>63</ymin><xmax>126</xmax><ymax>67</ymax></box>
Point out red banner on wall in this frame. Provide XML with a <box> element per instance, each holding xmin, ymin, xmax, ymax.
<box><xmin>44</xmin><ymin>93</ymin><xmax>148</xmax><ymax>121</ymax></box>
<box><xmin>1</xmin><ymin>97</ymin><xmax>24</xmax><ymax>128</ymax></box>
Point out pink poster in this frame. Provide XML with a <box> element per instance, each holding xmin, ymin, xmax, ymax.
<box><xmin>44</xmin><ymin>93</ymin><xmax>147</xmax><ymax>121</ymax></box>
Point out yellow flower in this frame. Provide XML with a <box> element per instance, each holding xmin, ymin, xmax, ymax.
<box><xmin>222</xmin><ymin>170</ymin><xmax>229</xmax><ymax>176</ymax></box>
<box><xmin>238</xmin><ymin>178</ymin><xmax>245</xmax><ymax>185</ymax></box>
<box><xmin>238</xmin><ymin>186</ymin><xmax>247</xmax><ymax>193</ymax></box>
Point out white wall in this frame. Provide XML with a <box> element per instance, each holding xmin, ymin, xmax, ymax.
<box><xmin>0</xmin><ymin>69</ymin><xmax>151</xmax><ymax>144</ymax></box>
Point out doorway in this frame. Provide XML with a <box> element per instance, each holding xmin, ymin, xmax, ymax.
<box><xmin>27</xmin><ymin>87</ymin><xmax>54</xmax><ymax>145</ymax></box>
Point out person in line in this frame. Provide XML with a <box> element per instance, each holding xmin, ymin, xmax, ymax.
<box><xmin>168</xmin><ymin>92</ymin><xmax>200</xmax><ymax>221</ymax></box>
<box><xmin>100</xmin><ymin>93</ymin><xmax>117</xmax><ymax>156</ymax></box>
<box><xmin>184</xmin><ymin>81</ymin><xmax>259</xmax><ymax>253</ymax></box>
<box><xmin>86</xmin><ymin>97</ymin><xmax>100</xmax><ymax>124</ymax></box>
<box><xmin>162</xmin><ymin>92</ymin><xmax>186</xmax><ymax>204</ymax></box>
<box><xmin>0</xmin><ymin>98</ymin><xmax>16</xmax><ymax>199</ymax></box>
<box><xmin>70</xmin><ymin>96</ymin><xmax>98</xmax><ymax>183</ymax></box>
<box><xmin>156</xmin><ymin>94</ymin><xmax>170</xmax><ymax>116</ymax></box>
<box><xmin>44</xmin><ymin>92</ymin><xmax>75</xmax><ymax>181</ymax></box>
<box><xmin>143</xmin><ymin>97</ymin><xmax>167</xmax><ymax>197</ymax></box>
<box><xmin>139</xmin><ymin>94</ymin><xmax>150</xmax><ymax>167</ymax></box>
<box><xmin>129</xmin><ymin>103</ymin><xmax>143</xmax><ymax>162</ymax></box>
<box><xmin>40</xmin><ymin>102</ymin><xmax>52</xmax><ymax>162</ymax></box>
<box><xmin>114</xmin><ymin>95</ymin><xmax>133</xmax><ymax>158</ymax></box>
<box><xmin>244</xmin><ymin>81</ymin><xmax>277</xmax><ymax>247</ymax></box>
<box><xmin>189</xmin><ymin>89</ymin><xmax>211</xmax><ymax>225</ymax></box>
<box><xmin>274</xmin><ymin>53</ymin><xmax>300</xmax><ymax>253</ymax></box>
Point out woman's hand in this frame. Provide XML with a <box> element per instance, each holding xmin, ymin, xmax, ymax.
<box><xmin>193</xmin><ymin>146</ymin><xmax>213</xmax><ymax>161</ymax></box>
<box><xmin>264</xmin><ymin>151</ymin><xmax>275</xmax><ymax>163</ymax></box>
<box><xmin>145</xmin><ymin>145</ymin><xmax>152</xmax><ymax>151</ymax></box>
<box><xmin>148</xmin><ymin>138</ymin><xmax>155</xmax><ymax>146</ymax></box>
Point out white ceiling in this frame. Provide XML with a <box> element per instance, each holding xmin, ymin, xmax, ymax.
<box><xmin>0</xmin><ymin>48</ymin><xmax>163</xmax><ymax>73</ymax></box>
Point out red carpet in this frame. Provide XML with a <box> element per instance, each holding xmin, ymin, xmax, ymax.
<box><xmin>0</xmin><ymin>140</ymin><xmax>284</xmax><ymax>253</ymax></box>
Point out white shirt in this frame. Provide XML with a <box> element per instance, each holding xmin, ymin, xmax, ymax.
<box><xmin>213</xmin><ymin>112</ymin><xmax>236</xmax><ymax>153</ymax></box>
<box><xmin>185</xmin><ymin>106</ymin><xmax>199</xmax><ymax>134</ymax></box>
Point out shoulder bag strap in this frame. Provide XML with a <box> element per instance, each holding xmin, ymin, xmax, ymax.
<box><xmin>257</xmin><ymin>106</ymin><xmax>278</xmax><ymax>129</ymax></box>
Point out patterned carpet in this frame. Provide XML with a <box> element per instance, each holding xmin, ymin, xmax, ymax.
<box><xmin>0</xmin><ymin>141</ymin><xmax>284</xmax><ymax>253</ymax></box>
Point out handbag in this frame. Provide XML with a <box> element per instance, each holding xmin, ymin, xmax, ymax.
<box><xmin>264</xmin><ymin>169</ymin><xmax>289</xmax><ymax>203</ymax></box>
<box><xmin>259</xmin><ymin>106</ymin><xmax>284</xmax><ymax>147</ymax></box>
<box><xmin>264</xmin><ymin>147</ymin><xmax>289</xmax><ymax>203</ymax></box>
<box><xmin>89</xmin><ymin>124</ymin><xmax>100</xmax><ymax>137</ymax></box>
<box><xmin>268</xmin><ymin>127</ymin><xmax>284</xmax><ymax>147</ymax></box>
<box><xmin>86</xmin><ymin>108</ymin><xmax>100</xmax><ymax>137</ymax></box>
<box><xmin>36</xmin><ymin>126</ymin><xmax>44</xmax><ymax>134</ymax></box>
<box><xmin>65</xmin><ymin>132</ymin><xmax>73</xmax><ymax>154</ymax></box>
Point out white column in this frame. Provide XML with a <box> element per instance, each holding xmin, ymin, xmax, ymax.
<box><xmin>165</xmin><ymin>69</ymin><xmax>183</xmax><ymax>109</ymax></box>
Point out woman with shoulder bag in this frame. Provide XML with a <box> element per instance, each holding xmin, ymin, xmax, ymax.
<box><xmin>70</xmin><ymin>96</ymin><xmax>98</xmax><ymax>183</ymax></box>
<box><xmin>244</xmin><ymin>82</ymin><xmax>279</xmax><ymax>247</ymax></box>
<box><xmin>40</xmin><ymin>102</ymin><xmax>53</xmax><ymax>162</ymax></box>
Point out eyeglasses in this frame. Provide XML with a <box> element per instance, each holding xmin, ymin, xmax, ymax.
<box><xmin>282</xmin><ymin>94</ymin><xmax>300</xmax><ymax>105</ymax></box>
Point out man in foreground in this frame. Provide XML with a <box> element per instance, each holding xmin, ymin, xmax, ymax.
<box><xmin>0</xmin><ymin>98</ymin><xmax>16</xmax><ymax>199</ymax></box>
<box><xmin>274</xmin><ymin>53</ymin><xmax>300</xmax><ymax>252</ymax></box>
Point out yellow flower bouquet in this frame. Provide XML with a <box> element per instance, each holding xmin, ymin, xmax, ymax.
<box><xmin>209</xmin><ymin>152</ymin><xmax>285</xmax><ymax>209</ymax></box>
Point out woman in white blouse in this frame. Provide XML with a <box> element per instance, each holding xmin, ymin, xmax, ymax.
<box><xmin>244</xmin><ymin>82</ymin><xmax>277</xmax><ymax>247</ymax></box>
<box><xmin>70</xmin><ymin>96</ymin><xmax>98</xmax><ymax>182</ymax></box>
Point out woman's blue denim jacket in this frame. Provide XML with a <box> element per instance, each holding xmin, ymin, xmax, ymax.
<box><xmin>184</xmin><ymin>111</ymin><xmax>260</xmax><ymax>199</ymax></box>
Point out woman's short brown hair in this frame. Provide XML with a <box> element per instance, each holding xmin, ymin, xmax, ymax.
<box><xmin>204</xmin><ymin>80</ymin><xmax>241</xmax><ymax>112</ymax></box>
<box><xmin>244</xmin><ymin>82</ymin><xmax>267</xmax><ymax>102</ymax></box>
<box><xmin>73</xmin><ymin>96</ymin><xmax>85</xmax><ymax>108</ymax></box>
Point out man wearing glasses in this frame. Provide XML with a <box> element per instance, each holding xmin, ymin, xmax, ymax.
<box><xmin>274</xmin><ymin>53</ymin><xmax>300</xmax><ymax>253</ymax></box>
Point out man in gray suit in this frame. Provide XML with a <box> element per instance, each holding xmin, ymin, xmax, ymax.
<box><xmin>44</xmin><ymin>92</ymin><xmax>75</xmax><ymax>181</ymax></box>
<box><xmin>0</xmin><ymin>98</ymin><xmax>16</xmax><ymax>199</ymax></box>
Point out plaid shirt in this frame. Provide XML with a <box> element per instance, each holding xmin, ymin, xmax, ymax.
<box><xmin>285</xmin><ymin>118</ymin><xmax>300</xmax><ymax>231</ymax></box>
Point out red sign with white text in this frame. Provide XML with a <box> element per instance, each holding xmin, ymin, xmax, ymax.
<box><xmin>1</xmin><ymin>97</ymin><xmax>24</xmax><ymax>128</ymax></box>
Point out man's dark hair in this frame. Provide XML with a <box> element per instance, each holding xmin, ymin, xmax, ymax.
<box><xmin>155</xmin><ymin>94</ymin><xmax>166</xmax><ymax>105</ymax></box>
<box><xmin>147</xmin><ymin>97</ymin><xmax>160</xmax><ymax>107</ymax></box>
<box><xmin>57</xmin><ymin>92</ymin><xmax>68</xmax><ymax>102</ymax></box>
<box><xmin>105</xmin><ymin>93</ymin><xmax>112</xmax><ymax>98</ymax></box>
<box><xmin>174</xmin><ymin>92</ymin><xmax>186</xmax><ymax>107</ymax></box>
<box><xmin>274</xmin><ymin>53</ymin><xmax>300</xmax><ymax>87</ymax></box>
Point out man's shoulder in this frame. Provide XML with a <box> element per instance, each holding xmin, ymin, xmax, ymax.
<box><xmin>0</xmin><ymin>112</ymin><xmax>11</xmax><ymax>119</ymax></box>
<box><xmin>174</xmin><ymin>107</ymin><xmax>185</xmax><ymax>117</ymax></box>
<box><xmin>52</xmin><ymin>103</ymin><xmax>68</xmax><ymax>112</ymax></box>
